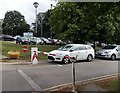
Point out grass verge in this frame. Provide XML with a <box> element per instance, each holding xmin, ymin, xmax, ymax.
<box><xmin>49</xmin><ymin>75</ymin><xmax>119</xmax><ymax>92</ymax></box>
<box><xmin>1</xmin><ymin>41</ymin><xmax>60</xmax><ymax>61</ymax></box>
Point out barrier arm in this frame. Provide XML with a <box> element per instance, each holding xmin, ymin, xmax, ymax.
<box><xmin>37</xmin><ymin>51</ymin><xmax>49</xmax><ymax>55</ymax></box>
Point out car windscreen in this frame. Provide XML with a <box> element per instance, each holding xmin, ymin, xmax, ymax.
<box><xmin>102</xmin><ymin>46</ymin><xmax>117</xmax><ymax>49</ymax></box>
<box><xmin>58</xmin><ymin>45</ymin><xmax>73</xmax><ymax>51</ymax></box>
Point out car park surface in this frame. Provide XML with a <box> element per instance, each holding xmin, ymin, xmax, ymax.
<box><xmin>2</xmin><ymin>59</ymin><xmax>118</xmax><ymax>91</ymax></box>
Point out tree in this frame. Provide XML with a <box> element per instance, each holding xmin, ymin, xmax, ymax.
<box><xmin>49</xmin><ymin>2</ymin><xmax>120</xmax><ymax>45</ymax></box>
<box><xmin>42</xmin><ymin>10</ymin><xmax>51</xmax><ymax>38</ymax></box>
<box><xmin>0</xmin><ymin>19</ymin><xmax>3</xmax><ymax>34</ymax></box>
<box><xmin>32</xmin><ymin>10</ymin><xmax>51</xmax><ymax>38</ymax></box>
<box><xmin>2</xmin><ymin>10</ymin><xmax>30</xmax><ymax>36</ymax></box>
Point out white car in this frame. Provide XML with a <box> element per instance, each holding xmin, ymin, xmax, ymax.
<box><xmin>48</xmin><ymin>44</ymin><xmax>95</xmax><ymax>64</ymax></box>
<box><xmin>95</xmin><ymin>45</ymin><xmax>120</xmax><ymax>60</ymax></box>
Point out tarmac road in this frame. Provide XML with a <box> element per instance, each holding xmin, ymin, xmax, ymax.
<box><xmin>2</xmin><ymin>59</ymin><xmax>119</xmax><ymax>91</ymax></box>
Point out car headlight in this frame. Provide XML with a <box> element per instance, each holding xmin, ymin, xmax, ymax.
<box><xmin>104</xmin><ymin>51</ymin><xmax>111</xmax><ymax>54</ymax></box>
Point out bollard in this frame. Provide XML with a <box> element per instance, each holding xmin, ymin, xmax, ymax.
<box><xmin>31</xmin><ymin>47</ymin><xmax>38</xmax><ymax>64</ymax></box>
<box><xmin>72</xmin><ymin>55</ymin><xmax>78</xmax><ymax>93</ymax></box>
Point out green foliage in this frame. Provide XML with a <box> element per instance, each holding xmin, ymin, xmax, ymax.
<box><xmin>2</xmin><ymin>10</ymin><xmax>30</xmax><ymax>36</ymax></box>
<box><xmin>49</xmin><ymin>2</ymin><xmax>120</xmax><ymax>44</ymax></box>
<box><xmin>32</xmin><ymin>10</ymin><xmax>51</xmax><ymax>38</ymax></box>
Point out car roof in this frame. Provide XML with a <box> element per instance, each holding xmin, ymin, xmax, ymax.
<box><xmin>111</xmin><ymin>44</ymin><xmax>117</xmax><ymax>46</ymax></box>
<box><xmin>66</xmin><ymin>44</ymin><xmax>89</xmax><ymax>47</ymax></box>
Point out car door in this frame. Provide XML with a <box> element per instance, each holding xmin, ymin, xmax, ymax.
<box><xmin>118</xmin><ymin>46</ymin><xmax>120</xmax><ymax>58</ymax></box>
<box><xmin>77</xmin><ymin>46</ymin><xmax>88</xmax><ymax>60</ymax></box>
<box><xmin>69</xmin><ymin>46</ymin><xmax>87</xmax><ymax>60</ymax></box>
<box><xmin>69</xmin><ymin>47</ymin><xmax>80</xmax><ymax>60</ymax></box>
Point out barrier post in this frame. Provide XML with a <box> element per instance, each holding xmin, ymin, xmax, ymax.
<box><xmin>72</xmin><ymin>55</ymin><xmax>78</xmax><ymax>93</ymax></box>
<box><xmin>31</xmin><ymin>47</ymin><xmax>38</xmax><ymax>64</ymax></box>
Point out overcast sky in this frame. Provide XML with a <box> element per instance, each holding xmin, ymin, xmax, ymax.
<box><xmin>0</xmin><ymin>0</ymin><xmax>57</xmax><ymax>26</ymax></box>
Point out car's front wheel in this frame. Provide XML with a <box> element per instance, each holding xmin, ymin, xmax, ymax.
<box><xmin>87</xmin><ymin>54</ymin><xmax>93</xmax><ymax>62</ymax></box>
<box><xmin>62</xmin><ymin>58</ymin><xmax>70</xmax><ymax>64</ymax></box>
<box><xmin>111</xmin><ymin>54</ymin><xmax>116</xmax><ymax>60</ymax></box>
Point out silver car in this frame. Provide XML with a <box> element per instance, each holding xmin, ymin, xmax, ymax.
<box><xmin>95</xmin><ymin>45</ymin><xmax>120</xmax><ymax>60</ymax></box>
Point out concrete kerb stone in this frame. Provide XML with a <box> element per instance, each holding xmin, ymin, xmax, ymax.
<box><xmin>44</xmin><ymin>73</ymin><xmax>119</xmax><ymax>92</ymax></box>
<box><xmin>0</xmin><ymin>61</ymin><xmax>31</xmax><ymax>65</ymax></box>
<box><xmin>1</xmin><ymin>59</ymin><xmax>47</xmax><ymax>65</ymax></box>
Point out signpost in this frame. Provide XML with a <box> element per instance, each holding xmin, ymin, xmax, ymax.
<box><xmin>22</xmin><ymin>45</ymin><xmax>28</xmax><ymax>61</ymax></box>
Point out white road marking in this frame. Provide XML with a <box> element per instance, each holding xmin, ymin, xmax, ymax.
<box><xmin>17</xmin><ymin>70</ymin><xmax>42</xmax><ymax>91</ymax></box>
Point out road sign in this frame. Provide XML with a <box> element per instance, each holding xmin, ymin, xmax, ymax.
<box><xmin>23</xmin><ymin>45</ymin><xmax>27</xmax><ymax>52</ymax></box>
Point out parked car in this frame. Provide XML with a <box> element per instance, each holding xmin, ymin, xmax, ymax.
<box><xmin>85</xmin><ymin>42</ymin><xmax>94</xmax><ymax>47</ymax></box>
<box><xmin>48</xmin><ymin>44</ymin><xmax>95</xmax><ymax>64</ymax></box>
<box><xmin>95</xmin><ymin>45</ymin><xmax>120</xmax><ymax>60</ymax></box>
<box><xmin>16</xmin><ymin>37</ymin><xmax>22</xmax><ymax>44</ymax></box>
<box><xmin>40</xmin><ymin>37</ymin><xmax>52</xmax><ymax>45</ymax></box>
<box><xmin>13</xmin><ymin>35</ymin><xmax>21</xmax><ymax>40</ymax></box>
<box><xmin>16</xmin><ymin>37</ymin><xmax>29</xmax><ymax>44</ymax></box>
<box><xmin>2</xmin><ymin>34</ymin><xmax>14</xmax><ymax>41</ymax></box>
<box><xmin>48</xmin><ymin>38</ymin><xmax>56</xmax><ymax>45</ymax></box>
<box><xmin>30</xmin><ymin>37</ymin><xmax>44</xmax><ymax>45</ymax></box>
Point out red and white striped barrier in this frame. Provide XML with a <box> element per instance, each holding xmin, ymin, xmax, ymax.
<box><xmin>31</xmin><ymin>47</ymin><xmax>49</xmax><ymax>64</ymax></box>
<box><xmin>37</xmin><ymin>51</ymin><xmax>49</xmax><ymax>55</ymax></box>
<box><xmin>31</xmin><ymin>47</ymin><xmax>38</xmax><ymax>64</ymax></box>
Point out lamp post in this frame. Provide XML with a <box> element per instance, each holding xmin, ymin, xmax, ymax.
<box><xmin>40</xmin><ymin>13</ymin><xmax>43</xmax><ymax>37</ymax></box>
<box><xmin>50</xmin><ymin>4</ymin><xmax>55</xmax><ymax>39</ymax></box>
<box><xmin>50</xmin><ymin>4</ymin><xmax>53</xmax><ymax>39</ymax></box>
<box><xmin>33</xmin><ymin>2</ymin><xmax>39</xmax><ymax>47</ymax></box>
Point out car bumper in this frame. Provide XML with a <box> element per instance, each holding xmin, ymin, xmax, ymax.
<box><xmin>48</xmin><ymin>56</ymin><xmax>63</xmax><ymax>62</ymax></box>
<box><xmin>95</xmin><ymin>54</ymin><xmax>111</xmax><ymax>58</ymax></box>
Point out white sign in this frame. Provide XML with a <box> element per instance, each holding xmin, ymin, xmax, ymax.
<box><xmin>23</xmin><ymin>32</ymin><xmax>33</xmax><ymax>38</ymax></box>
<box><xmin>31</xmin><ymin>47</ymin><xmax>38</xmax><ymax>64</ymax></box>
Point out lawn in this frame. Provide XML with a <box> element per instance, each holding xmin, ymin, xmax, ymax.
<box><xmin>1</xmin><ymin>41</ymin><xmax>60</xmax><ymax>60</ymax></box>
<box><xmin>106</xmin><ymin>79</ymin><xmax>119</xmax><ymax>91</ymax></box>
<box><xmin>49</xmin><ymin>76</ymin><xmax>119</xmax><ymax>92</ymax></box>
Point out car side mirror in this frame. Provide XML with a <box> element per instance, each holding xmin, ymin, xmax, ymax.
<box><xmin>116</xmin><ymin>49</ymin><xmax>119</xmax><ymax>51</ymax></box>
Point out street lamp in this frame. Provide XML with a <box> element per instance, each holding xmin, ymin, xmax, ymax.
<box><xmin>51</xmin><ymin>4</ymin><xmax>53</xmax><ymax>9</ymax></box>
<box><xmin>50</xmin><ymin>4</ymin><xmax>53</xmax><ymax>38</ymax></box>
<box><xmin>33</xmin><ymin>2</ymin><xmax>39</xmax><ymax>47</ymax></box>
<box><xmin>50</xmin><ymin>4</ymin><xmax>55</xmax><ymax>38</ymax></box>
<box><xmin>40</xmin><ymin>13</ymin><xmax>44</xmax><ymax>37</ymax></box>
